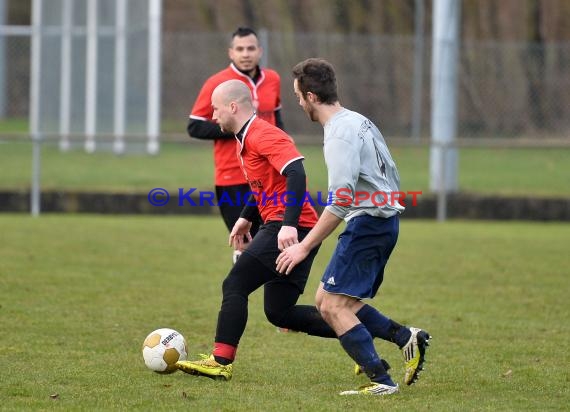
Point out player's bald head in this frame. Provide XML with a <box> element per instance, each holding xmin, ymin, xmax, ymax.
<box><xmin>211</xmin><ymin>80</ymin><xmax>255</xmax><ymax>134</ymax></box>
<box><xmin>212</xmin><ymin>80</ymin><xmax>253</xmax><ymax>106</ymax></box>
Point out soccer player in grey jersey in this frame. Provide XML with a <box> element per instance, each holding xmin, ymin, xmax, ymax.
<box><xmin>323</xmin><ymin>109</ymin><xmax>405</xmax><ymax>221</ymax></box>
<box><xmin>277</xmin><ymin>58</ymin><xmax>431</xmax><ymax>396</ymax></box>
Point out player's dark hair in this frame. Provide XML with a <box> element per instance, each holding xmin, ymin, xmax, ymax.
<box><xmin>292</xmin><ymin>58</ymin><xmax>338</xmax><ymax>104</ymax></box>
<box><xmin>232</xmin><ymin>27</ymin><xmax>258</xmax><ymax>39</ymax></box>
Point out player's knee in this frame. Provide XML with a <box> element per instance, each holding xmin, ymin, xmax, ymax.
<box><xmin>264</xmin><ymin>307</ymin><xmax>288</xmax><ymax>328</ymax></box>
<box><xmin>315</xmin><ymin>293</ymin><xmax>322</xmax><ymax>310</ymax></box>
<box><xmin>319</xmin><ymin>295</ymin><xmax>353</xmax><ymax>324</ymax></box>
<box><xmin>315</xmin><ymin>282</ymin><xmax>328</xmax><ymax>311</ymax></box>
<box><xmin>221</xmin><ymin>273</ymin><xmax>246</xmax><ymax>297</ymax></box>
<box><xmin>318</xmin><ymin>301</ymin><xmax>338</xmax><ymax>324</ymax></box>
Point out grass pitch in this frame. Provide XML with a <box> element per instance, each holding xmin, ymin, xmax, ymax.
<box><xmin>1</xmin><ymin>140</ymin><xmax>569</xmax><ymax>197</ymax></box>
<box><xmin>1</xmin><ymin>215</ymin><xmax>568</xmax><ymax>411</ymax></box>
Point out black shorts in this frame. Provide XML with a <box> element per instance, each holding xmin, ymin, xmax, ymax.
<box><xmin>244</xmin><ymin>221</ymin><xmax>320</xmax><ymax>292</ymax></box>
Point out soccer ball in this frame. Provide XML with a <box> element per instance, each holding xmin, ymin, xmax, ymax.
<box><xmin>142</xmin><ymin>328</ymin><xmax>188</xmax><ymax>373</ymax></box>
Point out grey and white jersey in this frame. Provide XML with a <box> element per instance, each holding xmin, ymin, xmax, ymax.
<box><xmin>324</xmin><ymin>108</ymin><xmax>405</xmax><ymax>221</ymax></box>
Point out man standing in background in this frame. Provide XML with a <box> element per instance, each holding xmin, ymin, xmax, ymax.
<box><xmin>187</xmin><ymin>27</ymin><xmax>284</xmax><ymax>263</ymax></box>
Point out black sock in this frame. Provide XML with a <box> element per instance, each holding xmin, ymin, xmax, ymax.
<box><xmin>339</xmin><ymin>324</ymin><xmax>395</xmax><ymax>386</ymax></box>
<box><xmin>213</xmin><ymin>356</ymin><xmax>232</xmax><ymax>366</ymax></box>
<box><xmin>356</xmin><ymin>304</ymin><xmax>407</xmax><ymax>346</ymax></box>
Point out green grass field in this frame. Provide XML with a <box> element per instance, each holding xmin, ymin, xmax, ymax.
<box><xmin>1</xmin><ymin>215</ymin><xmax>568</xmax><ymax>411</ymax></box>
<box><xmin>1</xmin><ymin>140</ymin><xmax>569</xmax><ymax>197</ymax></box>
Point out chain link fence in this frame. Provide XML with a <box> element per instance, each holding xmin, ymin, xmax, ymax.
<box><xmin>1</xmin><ymin>34</ymin><xmax>29</xmax><ymax>121</ymax></box>
<box><xmin>2</xmin><ymin>29</ymin><xmax>569</xmax><ymax>141</ymax></box>
<box><xmin>163</xmin><ymin>31</ymin><xmax>570</xmax><ymax>140</ymax></box>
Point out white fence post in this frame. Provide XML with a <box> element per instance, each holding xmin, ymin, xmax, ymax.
<box><xmin>430</xmin><ymin>0</ymin><xmax>461</xmax><ymax>220</ymax></box>
<box><xmin>147</xmin><ymin>0</ymin><xmax>162</xmax><ymax>155</ymax></box>
<box><xmin>59</xmin><ymin>0</ymin><xmax>72</xmax><ymax>152</ymax></box>
<box><xmin>84</xmin><ymin>0</ymin><xmax>98</xmax><ymax>153</ymax></box>
<box><xmin>113</xmin><ymin>0</ymin><xmax>127</xmax><ymax>155</ymax></box>
<box><xmin>30</xmin><ymin>0</ymin><xmax>43</xmax><ymax>217</ymax></box>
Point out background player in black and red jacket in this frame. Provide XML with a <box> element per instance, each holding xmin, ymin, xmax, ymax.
<box><xmin>187</xmin><ymin>27</ymin><xmax>284</xmax><ymax>263</ymax></box>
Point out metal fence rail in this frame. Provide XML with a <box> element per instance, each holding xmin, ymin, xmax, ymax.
<box><xmin>2</xmin><ymin>28</ymin><xmax>568</xmax><ymax>140</ymax></box>
<box><xmin>163</xmin><ymin>31</ymin><xmax>570</xmax><ymax>140</ymax></box>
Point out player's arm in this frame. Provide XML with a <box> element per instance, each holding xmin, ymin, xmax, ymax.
<box><xmin>275</xmin><ymin>209</ymin><xmax>342</xmax><ymax>275</ymax></box>
<box><xmin>324</xmin><ymin>134</ymin><xmax>360</xmax><ymax>218</ymax></box>
<box><xmin>187</xmin><ymin>76</ymin><xmax>235</xmax><ymax>140</ymax></box>
<box><xmin>289</xmin><ymin>136</ymin><xmax>356</xmax><ymax>250</ymax></box>
<box><xmin>228</xmin><ymin>192</ymin><xmax>259</xmax><ymax>251</ymax></box>
<box><xmin>277</xmin><ymin>159</ymin><xmax>306</xmax><ymax>250</ymax></box>
<box><xmin>276</xmin><ymin>136</ymin><xmax>356</xmax><ymax>274</ymax></box>
<box><xmin>282</xmin><ymin>159</ymin><xmax>305</xmax><ymax>227</ymax></box>
<box><xmin>228</xmin><ymin>196</ymin><xmax>257</xmax><ymax>251</ymax></box>
<box><xmin>299</xmin><ymin>209</ymin><xmax>341</xmax><ymax>250</ymax></box>
<box><xmin>229</xmin><ymin>216</ymin><xmax>253</xmax><ymax>251</ymax></box>
<box><xmin>292</xmin><ymin>133</ymin><xmax>356</xmax><ymax>251</ymax></box>
<box><xmin>274</xmin><ymin>109</ymin><xmax>284</xmax><ymax>131</ymax></box>
<box><xmin>239</xmin><ymin>194</ymin><xmax>259</xmax><ymax>222</ymax></box>
<box><xmin>274</xmin><ymin>73</ymin><xmax>285</xmax><ymax>131</ymax></box>
<box><xmin>187</xmin><ymin>118</ymin><xmax>235</xmax><ymax>140</ymax></box>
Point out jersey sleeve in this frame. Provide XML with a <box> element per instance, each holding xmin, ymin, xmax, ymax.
<box><xmin>324</xmin><ymin>132</ymin><xmax>361</xmax><ymax>219</ymax></box>
<box><xmin>275</xmin><ymin>74</ymin><xmax>282</xmax><ymax>110</ymax></box>
<box><xmin>254</xmin><ymin>128</ymin><xmax>304</xmax><ymax>175</ymax></box>
<box><xmin>189</xmin><ymin>77</ymin><xmax>217</xmax><ymax>120</ymax></box>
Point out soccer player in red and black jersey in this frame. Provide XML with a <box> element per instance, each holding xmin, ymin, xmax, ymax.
<box><xmin>176</xmin><ymin>80</ymin><xmax>336</xmax><ymax>380</ymax></box>
<box><xmin>187</xmin><ymin>27</ymin><xmax>283</xmax><ymax>263</ymax></box>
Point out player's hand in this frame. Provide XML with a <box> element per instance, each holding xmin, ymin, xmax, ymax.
<box><xmin>276</xmin><ymin>243</ymin><xmax>309</xmax><ymax>275</ymax></box>
<box><xmin>229</xmin><ymin>218</ymin><xmax>253</xmax><ymax>251</ymax></box>
<box><xmin>277</xmin><ymin>225</ymin><xmax>298</xmax><ymax>251</ymax></box>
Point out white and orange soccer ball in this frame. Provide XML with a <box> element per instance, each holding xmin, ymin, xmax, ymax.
<box><xmin>142</xmin><ymin>328</ymin><xmax>188</xmax><ymax>373</ymax></box>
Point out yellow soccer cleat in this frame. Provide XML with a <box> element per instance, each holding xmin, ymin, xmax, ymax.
<box><xmin>401</xmin><ymin>327</ymin><xmax>431</xmax><ymax>385</ymax></box>
<box><xmin>354</xmin><ymin>358</ymin><xmax>390</xmax><ymax>376</ymax></box>
<box><xmin>354</xmin><ymin>363</ymin><xmax>363</xmax><ymax>375</ymax></box>
<box><xmin>176</xmin><ymin>354</ymin><xmax>233</xmax><ymax>381</ymax></box>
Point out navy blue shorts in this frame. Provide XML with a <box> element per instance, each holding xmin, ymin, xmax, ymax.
<box><xmin>322</xmin><ymin>214</ymin><xmax>399</xmax><ymax>299</ymax></box>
